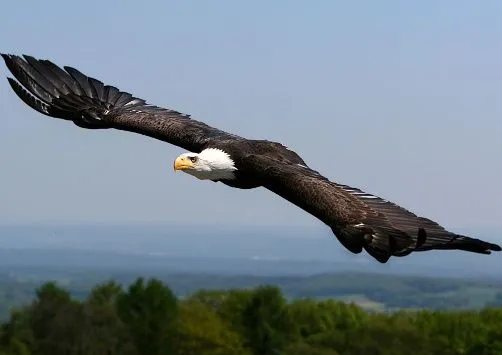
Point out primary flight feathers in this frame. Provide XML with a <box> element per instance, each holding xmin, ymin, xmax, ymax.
<box><xmin>2</xmin><ymin>53</ymin><xmax>500</xmax><ymax>263</ymax></box>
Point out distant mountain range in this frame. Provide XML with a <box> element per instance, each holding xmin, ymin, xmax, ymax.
<box><xmin>0</xmin><ymin>224</ymin><xmax>500</xmax><ymax>278</ymax></box>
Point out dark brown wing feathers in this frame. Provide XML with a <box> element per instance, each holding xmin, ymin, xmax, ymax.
<box><xmin>242</xmin><ymin>155</ymin><xmax>501</xmax><ymax>263</ymax></box>
<box><xmin>1</xmin><ymin>54</ymin><xmax>236</xmax><ymax>152</ymax></box>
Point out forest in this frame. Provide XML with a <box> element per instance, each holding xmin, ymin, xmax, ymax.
<box><xmin>0</xmin><ymin>277</ymin><xmax>501</xmax><ymax>355</ymax></box>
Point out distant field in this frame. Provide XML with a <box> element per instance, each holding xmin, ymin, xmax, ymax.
<box><xmin>1</xmin><ymin>267</ymin><xmax>502</xmax><ymax>319</ymax></box>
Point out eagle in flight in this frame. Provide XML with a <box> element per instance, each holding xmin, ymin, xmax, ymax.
<box><xmin>2</xmin><ymin>54</ymin><xmax>500</xmax><ymax>263</ymax></box>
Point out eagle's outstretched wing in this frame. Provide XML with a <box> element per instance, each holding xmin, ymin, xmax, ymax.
<box><xmin>243</xmin><ymin>155</ymin><xmax>501</xmax><ymax>263</ymax></box>
<box><xmin>4</xmin><ymin>54</ymin><xmax>500</xmax><ymax>263</ymax></box>
<box><xmin>2</xmin><ymin>54</ymin><xmax>240</xmax><ymax>153</ymax></box>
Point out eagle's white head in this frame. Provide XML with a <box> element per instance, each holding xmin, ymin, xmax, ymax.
<box><xmin>173</xmin><ymin>148</ymin><xmax>237</xmax><ymax>181</ymax></box>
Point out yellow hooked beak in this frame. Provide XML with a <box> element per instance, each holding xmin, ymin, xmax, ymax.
<box><xmin>173</xmin><ymin>156</ymin><xmax>194</xmax><ymax>171</ymax></box>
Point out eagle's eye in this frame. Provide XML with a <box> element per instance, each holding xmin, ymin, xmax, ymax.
<box><xmin>189</xmin><ymin>156</ymin><xmax>198</xmax><ymax>163</ymax></box>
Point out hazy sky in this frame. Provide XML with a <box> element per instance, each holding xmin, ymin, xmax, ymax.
<box><xmin>1</xmin><ymin>1</ymin><xmax>502</xmax><ymax>232</ymax></box>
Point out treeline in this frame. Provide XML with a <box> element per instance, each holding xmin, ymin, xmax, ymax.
<box><xmin>2</xmin><ymin>270</ymin><xmax>502</xmax><ymax>318</ymax></box>
<box><xmin>0</xmin><ymin>278</ymin><xmax>501</xmax><ymax>355</ymax></box>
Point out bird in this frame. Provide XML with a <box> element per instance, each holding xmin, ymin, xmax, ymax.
<box><xmin>2</xmin><ymin>53</ymin><xmax>500</xmax><ymax>264</ymax></box>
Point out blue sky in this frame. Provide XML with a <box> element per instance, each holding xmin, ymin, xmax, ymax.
<box><xmin>1</xmin><ymin>1</ymin><xmax>502</xmax><ymax>232</ymax></box>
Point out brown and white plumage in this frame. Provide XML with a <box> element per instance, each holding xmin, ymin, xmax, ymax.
<box><xmin>2</xmin><ymin>53</ymin><xmax>500</xmax><ymax>263</ymax></box>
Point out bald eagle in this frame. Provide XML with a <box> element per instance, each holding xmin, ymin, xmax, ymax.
<box><xmin>2</xmin><ymin>54</ymin><xmax>500</xmax><ymax>263</ymax></box>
